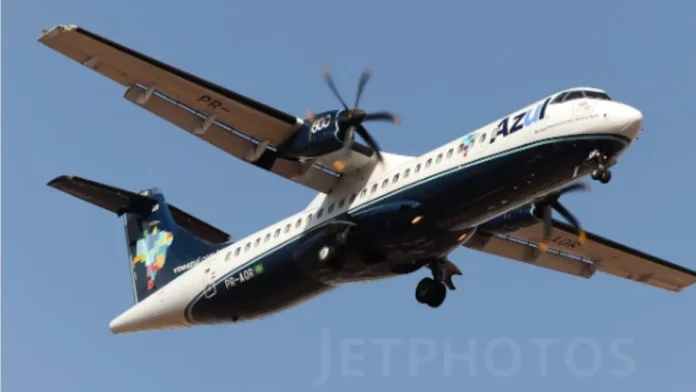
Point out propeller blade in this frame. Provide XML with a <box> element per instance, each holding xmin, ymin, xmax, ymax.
<box><xmin>556</xmin><ymin>182</ymin><xmax>590</xmax><ymax>197</ymax></box>
<box><xmin>305</xmin><ymin>109</ymin><xmax>315</xmax><ymax>122</ymax></box>
<box><xmin>536</xmin><ymin>182</ymin><xmax>590</xmax><ymax>252</ymax></box>
<box><xmin>551</xmin><ymin>201</ymin><xmax>586</xmax><ymax>244</ymax></box>
<box><xmin>561</xmin><ymin>182</ymin><xmax>590</xmax><ymax>194</ymax></box>
<box><xmin>321</xmin><ymin>65</ymin><xmax>349</xmax><ymax>110</ymax></box>
<box><xmin>542</xmin><ymin>205</ymin><xmax>553</xmax><ymax>240</ymax></box>
<box><xmin>365</xmin><ymin>111</ymin><xmax>400</xmax><ymax>124</ymax></box>
<box><xmin>354</xmin><ymin>68</ymin><xmax>372</xmax><ymax>108</ymax></box>
<box><xmin>538</xmin><ymin>205</ymin><xmax>553</xmax><ymax>252</ymax></box>
<box><xmin>355</xmin><ymin>124</ymin><xmax>384</xmax><ymax>163</ymax></box>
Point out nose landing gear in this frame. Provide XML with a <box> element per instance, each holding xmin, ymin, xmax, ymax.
<box><xmin>588</xmin><ymin>150</ymin><xmax>612</xmax><ymax>184</ymax></box>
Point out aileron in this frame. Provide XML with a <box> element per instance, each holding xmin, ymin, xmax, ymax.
<box><xmin>39</xmin><ymin>25</ymin><xmax>302</xmax><ymax>145</ymax></box>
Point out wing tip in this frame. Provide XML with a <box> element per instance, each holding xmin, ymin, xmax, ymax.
<box><xmin>38</xmin><ymin>24</ymin><xmax>79</xmax><ymax>41</ymax></box>
<box><xmin>46</xmin><ymin>174</ymin><xmax>76</xmax><ymax>188</ymax></box>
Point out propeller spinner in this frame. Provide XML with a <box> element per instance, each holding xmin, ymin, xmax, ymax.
<box><xmin>307</xmin><ymin>66</ymin><xmax>399</xmax><ymax>169</ymax></box>
<box><xmin>536</xmin><ymin>182</ymin><xmax>590</xmax><ymax>252</ymax></box>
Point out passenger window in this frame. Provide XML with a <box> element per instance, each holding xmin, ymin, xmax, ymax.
<box><xmin>265</xmin><ymin>233</ymin><xmax>271</xmax><ymax>242</ymax></box>
<box><xmin>415</xmin><ymin>163</ymin><xmax>421</xmax><ymax>173</ymax></box>
<box><xmin>274</xmin><ymin>229</ymin><xmax>281</xmax><ymax>238</ymax></box>
<box><xmin>338</xmin><ymin>198</ymin><xmax>346</xmax><ymax>208</ymax></box>
<box><xmin>225</xmin><ymin>252</ymin><xmax>231</xmax><ymax>261</ymax></box>
<box><xmin>447</xmin><ymin>148</ymin><xmax>453</xmax><ymax>159</ymax></box>
<box><xmin>436</xmin><ymin>153</ymin><xmax>443</xmax><ymax>164</ymax></box>
<box><xmin>479</xmin><ymin>133</ymin><xmax>486</xmax><ymax>144</ymax></box>
<box><xmin>404</xmin><ymin>168</ymin><xmax>410</xmax><ymax>178</ymax></box>
<box><xmin>360</xmin><ymin>188</ymin><xmax>367</xmax><ymax>198</ymax></box>
<box><xmin>564</xmin><ymin>90</ymin><xmax>584</xmax><ymax>102</ymax></box>
<box><xmin>393</xmin><ymin>173</ymin><xmax>399</xmax><ymax>183</ymax></box>
<box><xmin>457</xmin><ymin>144</ymin><xmax>464</xmax><ymax>154</ymax></box>
<box><xmin>244</xmin><ymin>243</ymin><xmax>251</xmax><ymax>252</ymax></box>
<box><xmin>306</xmin><ymin>215</ymin><xmax>312</xmax><ymax>224</ymax></box>
<box><xmin>235</xmin><ymin>247</ymin><xmax>241</xmax><ymax>256</ymax></box>
<box><xmin>349</xmin><ymin>193</ymin><xmax>357</xmax><ymax>204</ymax></box>
<box><xmin>328</xmin><ymin>203</ymin><xmax>335</xmax><ymax>213</ymax></box>
<box><xmin>295</xmin><ymin>219</ymin><xmax>302</xmax><ymax>228</ymax></box>
<box><xmin>425</xmin><ymin>158</ymin><xmax>432</xmax><ymax>168</ymax></box>
<box><xmin>382</xmin><ymin>179</ymin><xmax>389</xmax><ymax>189</ymax></box>
<box><xmin>371</xmin><ymin>184</ymin><xmax>378</xmax><ymax>193</ymax></box>
<box><xmin>317</xmin><ymin>208</ymin><xmax>324</xmax><ymax>218</ymax></box>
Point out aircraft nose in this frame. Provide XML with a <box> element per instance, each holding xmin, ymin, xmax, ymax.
<box><xmin>612</xmin><ymin>103</ymin><xmax>643</xmax><ymax>139</ymax></box>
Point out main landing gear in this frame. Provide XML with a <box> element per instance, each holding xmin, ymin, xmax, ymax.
<box><xmin>415</xmin><ymin>277</ymin><xmax>447</xmax><ymax>308</ymax></box>
<box><xmin>415</xmin><ymin>259</ymin><xmax>452</xmax><ymax>308</ymax></box>
<box><xmin>588</xmin><ymin>150</ymin><xmax>612</xmax><ymax>184</ymax></box>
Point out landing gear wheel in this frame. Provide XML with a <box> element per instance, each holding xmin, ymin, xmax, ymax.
<box><xmin>589</xmin><ymin>151</ymin><xmax>613</xmax><ymax>184</ymax></box>
<box><xmin>415</xmin><ymin>278</ymin><xmax>447</xmax><ymax>308</ymax></box>
<box><xmin>591</xmin><ymin>168</ymin><xmax>612</xmax><ymax>184</ymax></box>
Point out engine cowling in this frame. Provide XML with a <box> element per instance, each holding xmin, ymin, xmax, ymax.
<box><xmin>478</xmin><ymin>203</ymin><xmax>543</xmax><ymax>234</ymax></box>
<box><xmin>277</xmin><ymin>110</ymin><xmax>347</xmax><ymax>159</ymax></box>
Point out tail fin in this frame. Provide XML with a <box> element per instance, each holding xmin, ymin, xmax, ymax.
<box><xmin>48</xmin><ymin>175</ymin><xmax>231</xmax><ymax>303</ymax></box>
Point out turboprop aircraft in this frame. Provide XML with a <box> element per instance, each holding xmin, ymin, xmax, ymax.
<box><xmin>39</xmin><ymin>25</ymin><xmax>696</xmax><ymax>334</ymax></box>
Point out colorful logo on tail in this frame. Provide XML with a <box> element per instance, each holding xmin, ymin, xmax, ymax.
<box><xmin>132</xmin><ymin>224</ymin><xmax>174</xmax><ymax>291</ymax></box>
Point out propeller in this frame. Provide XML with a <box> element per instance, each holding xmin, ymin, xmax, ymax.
<box><xmin>535</xmin><ymin>182</ymin><xmax>590</xmax><ymax>252</ymax></box>
<box><xmin>310</xmin><ymin>66</ymin><xmax>400</xmax><ymax>169</ymax></box>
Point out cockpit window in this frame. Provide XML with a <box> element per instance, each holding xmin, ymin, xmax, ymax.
<box><xmin>551</xmin><ymin>92</ymin><xmax>567</xmax><ymax>104</ymax></box>
<box><xmin>551</xmin><ymin>90</ymin><xmax>612</xmax><ymax>104</ymax></box>
<box><xmin>564</xmin><ymin>90</ymin><xmax>584</xmax><ymax>102</ymax></box>
<box><xmin>584</xmin><ymin>90</ymin><xmax>611</xmax><ymax>100</ymax></box>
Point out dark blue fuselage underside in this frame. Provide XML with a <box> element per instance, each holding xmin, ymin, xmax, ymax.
<box><xmin>185</xmin><ymin>135</ymin><xmax>630</xmax><ymax>325</ymax></box>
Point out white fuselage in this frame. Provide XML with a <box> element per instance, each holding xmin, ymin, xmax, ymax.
<box><xmin>108</xmin><ymin>87</ymin><xmax>643</xmax><ymax>333</ymax></box>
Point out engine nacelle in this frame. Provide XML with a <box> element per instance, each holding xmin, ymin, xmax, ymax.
<box><xmin>478</xmin><ymin>203</ymin><xmax>542</xmax><ymax>234</ymax></box>
<box><xmin>277</xmin><ymin>110</ymin><xmax>348</xmax><ymax>159</ymax></box>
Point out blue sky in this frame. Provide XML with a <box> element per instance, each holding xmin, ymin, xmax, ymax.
<box><xmin>3</xmin><ymin>0</ymin><xmax>696</xmax><ymax>391</ymax></box>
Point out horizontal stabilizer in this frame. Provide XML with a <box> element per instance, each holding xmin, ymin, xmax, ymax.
<box><xmin>48</xmin><ymin>175</ymin><xmax>231</xmax><ymax>244</ymax></box>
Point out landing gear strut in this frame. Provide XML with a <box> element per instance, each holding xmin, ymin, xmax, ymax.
<box><xmin>415</xmin><ymin>259</ymin><xmax>448</xmax><ymax>308</ymax></box>
<box><xmin>588</xmin><ymin>150</ymin><xmax>612</xmax><ymax>184</ymax></box>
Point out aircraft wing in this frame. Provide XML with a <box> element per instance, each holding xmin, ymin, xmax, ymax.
<box><xmin>38</xmin><ymin>24</ymin><xmax>370</xmax><ymax>193</ymax></box>
<box><xmin>465</xmin><ymin>220</ymin><xmax>696</xmax><ymax>292</ymax></box>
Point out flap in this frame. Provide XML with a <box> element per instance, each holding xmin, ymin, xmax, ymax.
<box><xmin>466</xmin><ymin>220</ymin><xmax>696</xmax><ymax>292</ymax></box>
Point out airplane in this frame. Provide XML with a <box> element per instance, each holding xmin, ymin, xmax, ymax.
<box><xmin>39</xmin><ymin>24</ymin><xmax>696</xmax><ymax>334</ymax></box>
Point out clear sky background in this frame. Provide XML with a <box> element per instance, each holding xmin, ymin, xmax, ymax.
<box><xmin>3</xmin><ymin>0</ymin><xmax>696</xmax><ymax>391</ymax></box>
